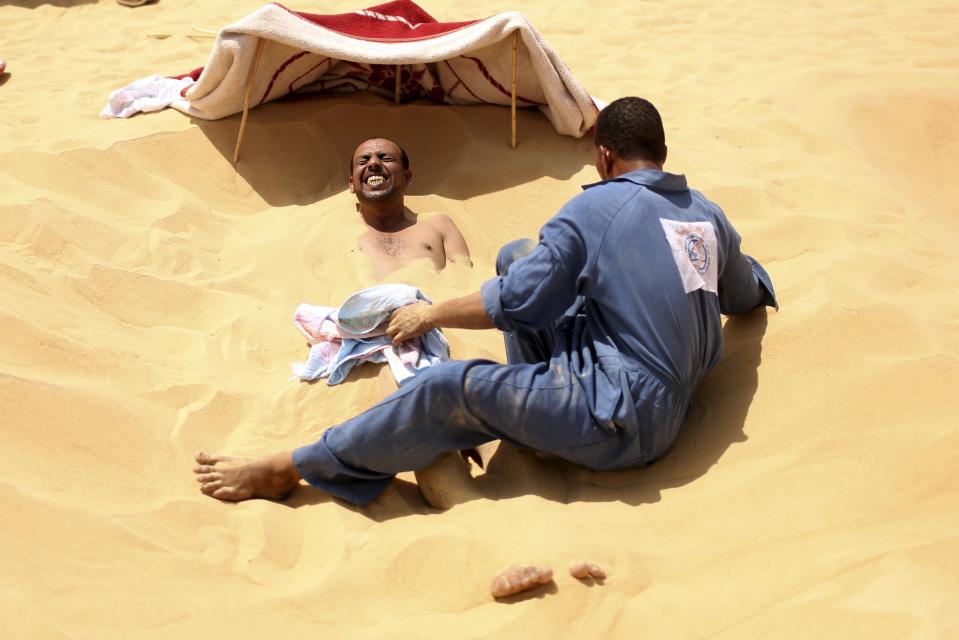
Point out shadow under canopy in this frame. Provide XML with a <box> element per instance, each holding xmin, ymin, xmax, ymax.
<box><xmin>190</xmin><ymin>92</ymin><xmax>596</xmax><ymax>207</ymax></box>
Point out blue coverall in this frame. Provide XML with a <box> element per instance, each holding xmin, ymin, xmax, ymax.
<box><xmin>292</xmin><ymin>169</ymin><xmax>778</xmax><ymax>505</ymax></box>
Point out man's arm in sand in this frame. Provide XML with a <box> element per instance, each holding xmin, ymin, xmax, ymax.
<box><xmin>387</xmin><ymin>292</ymin><xmax>491</xmax><ymax>344</ymax></box>
<box><xmin>434</xmin><ymin>214</ymin><xmax>472</xmax><ymax>267</ymax></box>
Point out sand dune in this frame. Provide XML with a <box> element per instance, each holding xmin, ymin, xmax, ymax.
<box><xmin>1</xmin><ymin>0</ymin><xmax>957</xmax><ymax>637</ymax></box>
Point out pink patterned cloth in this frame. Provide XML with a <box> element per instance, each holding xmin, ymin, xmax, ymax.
<box><xmin>291</xmin><ymin>291</ymin><xmax>448</xmax><ymax>385</ymax></box>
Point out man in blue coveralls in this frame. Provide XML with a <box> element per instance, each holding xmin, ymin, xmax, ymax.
<box><xmin>193</xmin><ymin>97</ymin><xmax>778</xmax><ymax>506</ymax></box>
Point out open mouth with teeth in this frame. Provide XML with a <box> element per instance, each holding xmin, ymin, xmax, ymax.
<box><xmin>365</xmin><ymin>174</ymin><xmax>389</xmax><ymax>187</ymax></box>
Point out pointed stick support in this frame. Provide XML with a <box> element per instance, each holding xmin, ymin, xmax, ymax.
<box><xmin>233</xmin><ymin>37</ymin><xmax>265</xmax><ymax>164</ymax></box>
<box><xmin>395</xmin><ymin>64</ymin><xmax>402</xmax><ymax>104</ymax></box>
<box><xmin>510</xmin><ymin>31</ymin><xmax>518</xmax><ymax>149</ymax></box>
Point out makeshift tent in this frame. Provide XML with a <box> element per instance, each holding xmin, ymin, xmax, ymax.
<box><xmin>102</xmin><ymin>1</ymin><xmax>600</xmax><ymax>161</ymax></box>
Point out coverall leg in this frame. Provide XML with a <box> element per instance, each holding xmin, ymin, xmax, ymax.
<box><xmin>292</xmin><ymin>240</ymin><xmax>628</xmax><ymax>505</ymax></box>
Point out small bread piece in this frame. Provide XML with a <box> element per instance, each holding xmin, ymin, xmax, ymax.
<box><xmin>569</xmin><ymin>562</ymin><xmax>606</xmax><ymax>580</ymax></box>
<box><xmin>490</xmin><ymin>565</ymin><xmax>554</xmax><ymax>598</ymax></box>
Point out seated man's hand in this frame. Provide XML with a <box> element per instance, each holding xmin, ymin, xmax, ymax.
<box><xmin>387</xmin><ymin>302</ymin><xmax>436</xmax><ymax>344</ymax></box>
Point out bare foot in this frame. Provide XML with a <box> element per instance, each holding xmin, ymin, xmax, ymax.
<box><xmin>490</xmin><ymin>565</ymin><xmax>553</xmax><ymax>599</ymax></box>
<box><xmin>569</xmin><ymin>561</ymin><xmax>606</xmax><ymax>581</ymax></box>
<box><xmin>193</xmin><ymin>451</ymin><xmax>301</xmax><ymax>501</ymax></box>
<box><xmin>414</xmin><ymin>452</ymin><xmax>480</xmax><ymax>510</ymax></box>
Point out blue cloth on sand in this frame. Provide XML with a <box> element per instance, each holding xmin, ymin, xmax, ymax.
<box><xmin>292</xmin><ymin>284</ymin><xmax>450</xmax><ymax>385</ymax></box>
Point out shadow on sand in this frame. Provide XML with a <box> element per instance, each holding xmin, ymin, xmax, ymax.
<box><xmin>285</xmin><ymin>308</ymin><xmax>770</xmax><ymax>520</ymax></box>
<box><xmin>9</xmin><ymin>0</ymin><xmax>98</xmax><ymax>6</ymax></box>
<box><xmin>190</xmin><ymin>92</ymin><xmax>595</xmax><ymax>207</ymax></box>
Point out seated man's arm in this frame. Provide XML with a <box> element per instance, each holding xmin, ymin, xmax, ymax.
<box><xmin>716</xmin><ymin>215</ymin><xmax>778</xmax><ymax>315</ymax></box>
<box><xmin>388</xmin><ymin>290</ymin><xmax>493</xmax><ymax>344</ymax></box>
<box><xmin>388</xmin><ymin>206</ymin><xmax>588</xmax><ymax>343</ymax></box>
<box><xmin>435</xmin><ymin>214</ymin><xmax>472</xmax><ymax>266</ymax></box>
<box><xmin>479</xmin><ymin>225</ymin><xmax>585</xmax><ymax>334</ymax></box>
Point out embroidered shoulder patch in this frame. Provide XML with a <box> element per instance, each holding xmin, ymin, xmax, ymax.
<box><xmin>659</xmin><ymin>218</ymin><xmax>719</xmax><ymax>294</ymax></box>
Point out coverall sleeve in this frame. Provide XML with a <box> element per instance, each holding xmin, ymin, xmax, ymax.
<box><xmin>481</xmin><ymin>212</ymin><xmax>589</xmax><ymax>333</ymax></box>
<box><xmin>716</xmin><ymin>218</ymin><xmax>779</xmax><ymax>315</ymax></box>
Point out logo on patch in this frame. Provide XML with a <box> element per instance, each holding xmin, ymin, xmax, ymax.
<box><xmin>659</xmin><ymin>218</ymin><xmax>719</xmax><ymax>295</ymax></box>
<box><xmin>684</xmin><ymin>233</ymin><xmax>709</xmax><ymax>274</ymax></box>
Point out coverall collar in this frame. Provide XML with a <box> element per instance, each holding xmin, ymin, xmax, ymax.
<box><xmin>583</xmin><ymin>169</ymin><xmax>688</xmax><ymax>192</ymax></box>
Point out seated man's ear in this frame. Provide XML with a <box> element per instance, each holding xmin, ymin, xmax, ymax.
<box><xmin>348</xmin><ymin>176</ymin><xmax>356</xmax><ymax>193</ymax></box>
<box><xmin>595</xmin><ymin>144</ymin><xmax>614</xmax><ymax>179</ymax></box>
<box><xmin>405</xmin><ymin>169</ymin><xmax>413</xmax><ymax>186</ymax></box>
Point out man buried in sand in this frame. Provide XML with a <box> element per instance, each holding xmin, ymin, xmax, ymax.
<box><xmin>194</xmin><ymin>97</ymin><xmax>778</xmax><ymax>531</ymax></box>
<box><xmin>349</xmin><ymin>137</ymin><xmax>471</xmax><ymax>277</ymax></box>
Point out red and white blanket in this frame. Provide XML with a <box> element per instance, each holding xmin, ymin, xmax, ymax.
<box><xmin>102</xmin><ymin>0</ymin><xmax>599</xmax><ymax>137</ymax></box>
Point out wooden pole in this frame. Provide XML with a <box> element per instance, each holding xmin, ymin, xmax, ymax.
<box><xmin>395</xmin><ymin>64</ymin><xmax>401</xmax><ymax>104</ymax></box>
<box><xmin>233</xmin><ymin>38</ymin><xmax>265</xmax><ymax>164</ymax></box>
<box><xmin>510</xmin><ymin>31</ymin><xmax>517</xmax><ymax>149</ymax></box>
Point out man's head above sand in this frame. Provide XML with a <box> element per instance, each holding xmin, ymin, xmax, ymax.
<box><xmin>349</xmin><ymin>137</ymin><xmax>413</xmax><ymax>206</ymax></box>
<box><xmin>347</xmin><ymin>137</ymin><xmax>471</xmax><ymax>277</ymax></box>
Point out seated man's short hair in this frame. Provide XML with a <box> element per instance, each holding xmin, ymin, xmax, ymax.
<box><xmin>595</xmin><ymin>97</ymin><xmax>666</xmax><ymax>164</ymax></box>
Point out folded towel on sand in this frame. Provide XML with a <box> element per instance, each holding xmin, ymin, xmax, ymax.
<box><xmin>100</xmin><ymin>75</ymin><xmax>194</xmax><ymax>118</ymax></box>
<box><xmin>292</xmin><ymin>284</ymin><xmax>450</xmax><ymax>385</ymax></box>
<box><xmin>101</xmin><ymin>0</ymin><xmax>599</xmax><ymax>137</ymax></box>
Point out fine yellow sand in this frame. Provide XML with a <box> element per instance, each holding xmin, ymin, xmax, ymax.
<box><xmin>2</xmin><ymin>1</ymin><xmax>958</xmax><ymax>637</ymax></box>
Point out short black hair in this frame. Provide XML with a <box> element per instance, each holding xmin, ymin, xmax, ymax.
<box><xmin>594</xmin><ymin>97</ymin><xmax>666</xmax><ymax>164</ymax></box>
<box><xmin>349</xmin><ymin>137</ymin><xmax>410</xmax><ymax>173</ymax></box>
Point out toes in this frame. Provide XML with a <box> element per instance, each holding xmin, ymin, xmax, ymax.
<box><xmin>199</xmin><ymin>480</ymin><xmax>223</xmax><ymax>495</ymax></box>
<box><xmin>212</xmin><ymin>486</ymin><xmax>246</xmax><ymax>501</ymax></box>
<box><xmin>195</xmin><ymin>451</ymin><xmax>235</xmax><ymax>465</ymax></box>
<box><xmin>199</xmin><ymin>479</ymin><xmax>246</xmax><ymax>501</ymax></box>
<box><xmin>193</xmin><ymin>464</ymin><xmax>216</xmax><ymax>474</ymax></box>
<box><xmin>194</xmin><ymin>472</ymin><xmax>220</xmax><ymax>483</ymax></box>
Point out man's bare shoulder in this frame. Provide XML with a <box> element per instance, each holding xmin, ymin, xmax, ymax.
<box><xmin>418</xmin><ymin>212</ymin><xmax>460</xmax><ymax>232</ymax></box>
<box><xmin>398</xmin><ymin>213</ymin><xmax>448</xmax><ymax>239</ymax></box>
<box><xmin>418</xmin><ymin>213</ymin><xmax>471</xmax><ymax>265</ymax></box>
